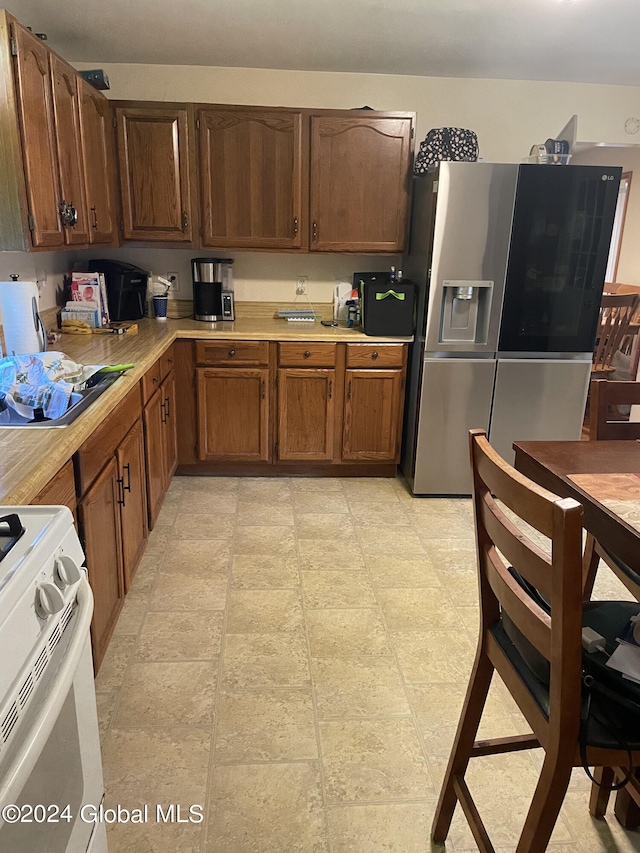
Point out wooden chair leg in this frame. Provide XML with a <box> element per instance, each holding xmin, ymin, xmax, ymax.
<box><xmin>431</xmin><ymin>651</ymin><xmax>494</xmax><ymax>844</ymax></box>
<box><xmin>515</xmin><ymin>752</ymin><xmax>573</xmax><ymax>853</ymax></box>
<box><xmin>589</xmin><ymin>767</ymin><xmax>614</xmax><ymax>819</ymax></box>
<box><xmin>582</xmin><ymin>533</ymin><xmax>600</xmax><ymax>600</ymax></box>
<box><xmin>614</xmin><ymin>769</ymin><xmax>640</xmax><ymax>829</ymax></box>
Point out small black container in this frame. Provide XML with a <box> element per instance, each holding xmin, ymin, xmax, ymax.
<box><xmin>360</xmin><ymin>279</ymin><xmax>416</xmax><ymax>336</ymax></box>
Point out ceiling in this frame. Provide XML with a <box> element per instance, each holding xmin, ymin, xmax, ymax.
<box><xmin>7</xmin><ymin>0</ymin><xmax>640</xmax><ymax>87</ymax></box>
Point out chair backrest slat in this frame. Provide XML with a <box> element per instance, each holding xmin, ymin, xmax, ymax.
<box><xmin>590</xmin><ymin>379</ymin><xmax>640</xmax><ymax>441</ymax></box>
<box><xmin>593</xmin><ymin>293</ymin><xmax>639</xmax><ymax>372</ymax></box>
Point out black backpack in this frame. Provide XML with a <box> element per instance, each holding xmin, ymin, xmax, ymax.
<box><xmin>414</xmin><ymin>127</ymin><xmax>479</xmax><ymax>174</ymax></box>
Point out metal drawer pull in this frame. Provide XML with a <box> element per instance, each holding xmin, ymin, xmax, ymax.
<box><xmin>312</xmin><ymin>221</ymin><xmax>318</xmax><ymax>240</ymax></box>
<box><xmin>165</xmin><ymin>395</ymin><xmax>171</xmax><ymax>419</ymax></box>
<box><xmin>123</xmin><ymin>463</ymin><xmax>131</xmax><ymax>493</ymax></box>
<box><xmin>182</xmin><ymin>211</ymin><xmax>188</xmax><ymax>231</ymax></box>
<box><xmin>372</xmin><ymin>351</ymin><xmax>379</xmax><ymax>360</ymax></box>
<box><xmin>293</xmin><ymin>217</ymin><xmax>299</xmax><ymax>236</ymax></box>
<box><xmin>91</xmin><ymin>206</ymin><xmax>98</xmax><ymax>229</ymax></box>
<box><xmin>304</xmin><ymin>350</ymin><xmax>311</xmax><ymax>358</ymax></box>
<box><xmin>228</xmin><ymin>349</ymin><xmax>236</xmax><ymax>358</ymax></box>
<box><xmin>117</xmin><ymin>476</ymin><xmax>126</xmax><ymax>507</ymax></box>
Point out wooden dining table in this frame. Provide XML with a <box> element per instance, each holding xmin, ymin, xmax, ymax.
<box><xmin>513</xmin><ymin>438</ymin><xmax>640</xmax><ymax>828</ymax></box>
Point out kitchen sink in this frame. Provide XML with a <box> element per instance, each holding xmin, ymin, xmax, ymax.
<box><xmin>0</xmin><ymin>372</ymin><xmax>122</xmax><ymax>428</ymax></box>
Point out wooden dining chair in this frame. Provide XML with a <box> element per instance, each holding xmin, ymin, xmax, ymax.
<box><xmin>431</xmin><ymin>429</ymin><xmax>640</xmax><ymax>852</ymax></box>
<box><xmin>613</xmin><ymin>285</ymin><xmax>640</xmax><ymax>378</ymax></box>
<box><xmin>583</xmin><ymin>379</ymin><xmax>640</xmax><ymax>602</ymax></box>
<box><xmin>592</xmin><ymin>293</ymin><xmax>639</xmax><ymax>377</ymax></box>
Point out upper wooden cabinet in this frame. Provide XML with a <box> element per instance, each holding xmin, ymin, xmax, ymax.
<box><xmin>115</xmin><ymin>104</ymin><xmax>194</xmax><ymax>242</ymax></box>
<box><xmin>197</xmin><ymin>106</ymin><xmax>304</xmax><ymax>250</ymax></box>
<box><xmin>79</xmin><ymin>78</ymin><xmax>117</xmax><ymax>244</ymax></box>
<box><xmin>11</xmin><ymin>22</ymin><xmax>64</xmax><ymax>248</ymax></box>
<box><xmin>310</xmin><ymin>114</ymin><xmax>414</xmax><ymax>253</ymax></box>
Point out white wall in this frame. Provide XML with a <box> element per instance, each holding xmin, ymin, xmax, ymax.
<box><xmin>0</xmin><ymin>252</ymin><xmax>69</xmax><ymax>323</ymax></box>
<box><xmin>9</xmin><ymin>63</ymin><xmax>640</xmax><ymax>307</ymax></box>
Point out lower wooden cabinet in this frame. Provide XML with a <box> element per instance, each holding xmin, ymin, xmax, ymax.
<box><xmin>116</xmin><ymin>418</ymin><xmax>148</xmax><ymax>591</ymax></box>
<box><xmin>31</xmin><ymin>458</ymin><xmax>77</xmax><ymax>519</ymax></box>
<box><xmin>277</xmin><ymin>368</ymin><xmax>335</xmax><ymax>460</ymax></box>
<box><xmin>343</xmin><ymin>369</ymin><xmax>404</xmax><ymax>460</ymax></box>
<box><xmin>197</xmin><ymin>367</ymin><xmax>270</xmax><ymax>461</ymax></box>
<box><xmin>143</xmin><ymin>363</ymin><xmax>178</xmax><ymax>529</ymax></box>
<box><xmin>77</xmin><ymin>456</ymin><xmax>124</xmax><ymax>672</ymax></box>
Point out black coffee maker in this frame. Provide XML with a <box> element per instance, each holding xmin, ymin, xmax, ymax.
<box><xmin>87</xmin><ymin>259</ymin><xmax>149</xmax><ymax>321</ymax></box>
<box><xmin>192</xmin><ymin>258</ymin><xmax>235</xmax><ymax>321</ymax></box>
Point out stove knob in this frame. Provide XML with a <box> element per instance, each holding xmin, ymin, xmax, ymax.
<box><xmin>35</xmin><ymin>583</ymin><xmax>65</xmax><ymax>619</ymax></box>
<box><xmin>54</xmin><ymin>555</ymin><xmax>82</xmax><ymax>588</ymax></box>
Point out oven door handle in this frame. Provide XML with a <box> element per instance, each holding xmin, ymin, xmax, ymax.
<box><xmin>0</xmin><ymin>576</ymin><xmax>94</xmax><ymax>813</ymax></box>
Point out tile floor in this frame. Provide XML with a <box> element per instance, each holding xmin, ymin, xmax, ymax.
<box><xmin>95</xmin><ymin>475</ymin><xmax>640</xmax><ymax>852</ymax></box>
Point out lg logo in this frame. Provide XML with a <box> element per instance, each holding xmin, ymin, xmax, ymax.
<box><xmin>601</xmin><ymin>175</ymin><xmax>616</xmax><ymax>181</ymax></box>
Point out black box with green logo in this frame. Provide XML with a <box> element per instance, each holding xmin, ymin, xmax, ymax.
<box><xmin>360</xmin><ymin>279</ymin><xmax>416</xmax><ymax>336</ymax></box>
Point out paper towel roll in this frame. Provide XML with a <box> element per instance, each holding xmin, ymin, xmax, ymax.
<box><xmin>0</xmin><ymin>281</ymin><xmax>46</xmax><ymax>356</ymax></box>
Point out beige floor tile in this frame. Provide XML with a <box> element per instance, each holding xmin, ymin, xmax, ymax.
<box><xmin>293</xmin><ymin>492</ymin><xmax>350</xmax><ymax>513</ymax></box>
<box><xmin>307</xmin><ymin>608</ymin><xmax>391</xmax><ymax>657</ymax></box>
<box><xmin>208</xmin><ymin>762</ymin><xmax>328</xmax><ymax>853</ymax></box>
<box><xmin>143</xmin><ymin>527</ymin><xmax>172</xmax><ymax>556</ymax></box>
<box><xmin>232</xmin><ymin>525</ymin><xmax>297</xmax><ymax>556</ymax></box>
<box><xmin>226</xmin><ymin>588</ymin><xmax>304</xmax><ymax>634</ymax></box>
<box><xmin>319</xmin><ymin>718</ymin><xmax>433</xmax><ymax>803</ymax></box>
<box><xmin>153</xmin><ymin>502</ymin><xmax>180</xmax><ymax>527</ymax></box>
<box><xmin>215</xmin><ymin>688</ymin><xmax>317</xmax><ymax>761</ymax></box>
<box><xmin>150</xmin><ymin>572</ymin><xmax>228</xmax><ymax>611</ymax></box>
<box><xmin>95</xmin><ymin>634</ymin><xmax>136</xmax><ymax>691</ymax></box>
<box><xmin>112</xmin><ymin>592</ymin><xmax>149</xmax><ymax>636</ymax></box>
<box><xmin>291</xmin><ymin>477</ymin><xmax>344</xmax><ymax>492</ymax></box>
<box><xmin>391</xmin><ymin>630</ymin><xmax>474</xmax><ymax>683</ymax></box>
<box><xmin>179</xmin><ymin>475</ymin><xmax>239</xmax><ymax>493</ymax></box>
<box><xmin>377</xmin><ymin>587</ymin><xmax>461</xmax><ymax>631</ymax></box>
<box><xmin>298</xmin><ymin>539</ymin><xmax>365</xmax><ymax>570</ymax></box>
<box><xmin>96</xmin><ymin>691</ymin><xmax>118</xmax><ymax>739</ymax></box>
<box><xmin>296</xmin><ymin>512</ymin><xmax>355</xmax><ymax>540</ymax></box>
<box><xmin>422</xmin><ymin>538</ymin><xmax>478</xmax><ymax>573</ymax></box>
<box><xmin>162</xmin><ymin>539</ymin><xmax>231</xmax><ymax>574</ymax></box>
<box><xmin>357</xmin><ymin>526</ymin><xmax>426</xmax><ymax>555</ymax></box>
<box><xmin>231</xmin><ymin>553</ymin><xmax>299</xmax><ymax>588</ymax></box>
<box><xmin>347</xmin><ymin>501</ymin><xmax>411</xmax><ymax>527</ymax></box>
<box><xmin>312</xmin><ymin>657</ymin><xmax>411</xmax><ymax>718</ymax></box>
<box><xmin>179</xmin><ymin>491</ymin><xmax>239</xmax><ymax>514</ymax></box>
<box><xmin>433</xmin><ymin>566</ymin><xmax>480</xmax><ymax>606</ymax></box>
<box><xmin>222</xmin><ymin>632</ymin><xmax>311</xmax><ymax>687</ymax></box>
<box><xmin>171</xmin><ymin>512</ymin><xmax>236</xmax><ymax>539</ymax></box>
<box><xmin>236</xmin><ymin>502</ymin><xmax>295</xmax><ymax>526</ymax></box>
<box><xmin>560</xmin><ymin>789</ymin><xmax>640</xmax><ymax>853</ymax></box>
<box><xmin>404</xmin><ymin>497</ymin><xmax>468</xmax><ymax>516</ymax></box>
<box><xmin>342</xmin><ymin>479</ymin><xmax>401</xmax><ymax>502</ymax></box>
<box><xmin>327</xmin><ymin>802</ymin><xmax>434</xmax><ymax>853</ymax></box>
<box><xmin>365</xmin><ymin>553</ymin><xmax>442</xmax><ymax>588</ymax></box>
<box><xmin>301</xmin><ymin>570</ymin><xmax>377</xmax><ymax>608</ymax></box>
<box><xmin>135</xmin><ymin>610</ymin><xmax>223</xmax><ymax>661</ymax></box>
<box><xmin>412</xmin><ymin>512</ymin><xmax>474</xmax><ymax>540</ymax></box>
<box><xmin>113</xmin><ymin>661</ymin><xmax>216</xmax><ymax>726</ymax></box>
<box><xmin>128</xmin><ymin>554</ymin><xmax>161</xmax><ymax>595</ymax></box>
<box><xmin>457</xmin><ymin>604</ymin><xmax>480</xmax><ymax>636</ymax></box>
<box><xmin>238</xmin><ymin>478</ymin><xmax>292</xmax><ymax>501</ymax></box>
<box><xmin>102</xmin><ymin>727</ymin><xmax>210</xmax><ymax>853</ymax></box>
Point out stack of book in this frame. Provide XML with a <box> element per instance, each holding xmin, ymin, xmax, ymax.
<box><xmin>61</xmin><ymin>272</ymin><xmax>110</xmax><ymax>328</ymax></box>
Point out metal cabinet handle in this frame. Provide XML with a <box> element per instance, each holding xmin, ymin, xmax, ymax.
<box><xmin>91</xmin><ymin>206</ymin><xmax>98</xmax><ymax>229</ymax></box>
<box><xmin>153</xmin><ymin>376</ymin><xmax>159</xmax><ymax>384</ymax></box>
<box><xmin>168</xmin><ymin>357</ymin><xmax>173</xmax><ymax>365</ymax></box>
<box><xmin>228</xmin><ymin>349</ymin><xmax>236</xmax><ymax>358</ymax></box>
<box><xmin>328</xmin><ymin>380</ymin><xmax>333</xmax><ymax>399</ymax></box>
<box><xmin>312</xmin><ymin>221</ymin><xmax>318</xmax><ymax>240</ymax></box>
<box><xmin>293</xmin><ymin>217</ymin><xmax>299</xmax><ymax>236</ymax></box>
<box><xmin>304</xmin><ymin>350</ymin><xmax>311</xmax><ymax>358</ymax></box>
<box><xmin>117</xmin><ymin>476</ymin><xmax>126</xmax><ymax>507</ymax></box>
<box><xmin>347</xmin><ymin>380</ymin><xmax>352</xmax><ymax>401</ymax></box>
<box><xmin>182</xmin><ymin>211</ymin><xmax>188</xmax><ymax>231</ymax></box>
<box><xmin>372</xmin><ymin>351</ymin><xmax>379</xmax><ymax>360</ymax></box>
<box><xmin>122</xmin><ymin>463</ymin><xmax>131</xmax><ymax>493</ymax></box>
<box><xmin>165</xmin><ymin>394</ymin><xmax>171</xmax><ymax>419</ymax></box>
<box><xmin>261</xmin><ymin>380</ymin><xmax>266</xmax><ymax>400</ymax></box>
<box><xmin>160</xmin><ymin>398</ymin><xmax>168</xmax><ymax>424</ymax></box>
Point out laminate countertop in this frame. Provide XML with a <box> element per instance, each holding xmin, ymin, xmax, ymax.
<box><xmin>0</xmin><ymin>317</ymin><xmax>412</xmax><ymax>505</ymax></box>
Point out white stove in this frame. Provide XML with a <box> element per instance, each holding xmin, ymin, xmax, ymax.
<box><xmin>0</xmin><ymin>506</ymin><xmax>107</xmax><ymax>853</ymax></box>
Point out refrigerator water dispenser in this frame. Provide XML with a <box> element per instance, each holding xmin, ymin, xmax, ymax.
<box><xmin>439</xmin><ymin>280</ymin><xmax>493</xmax><ymax>344</ymax></box>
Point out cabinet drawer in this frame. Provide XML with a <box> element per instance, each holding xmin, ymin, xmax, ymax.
<box><xmin>346</xmin><ymin>343</ymin><xmax>405</xmax><ymax>368</ymax></box>
<box><xmin>160</xmin><ymin>346</ymin><xmax>175</xmax><ymax>379</ymax></box>
<box><xmin>75</xmin><ymin>384</ymin><xmax>142</xmax><ymax>496</ymax></box>
<box><xmin>195</xmin><ymin>340</ymin><xmax>269</xmax><ymax>366</ymax></box>
<box><xmin>142</xmin><ymin>359</ymin><xmax>162</xmax><ymax>404</ymax></box>
<box><xmin>278</xmin><ymin>342</ymin><xmax>336</xmax><ymax>367</ymax></box>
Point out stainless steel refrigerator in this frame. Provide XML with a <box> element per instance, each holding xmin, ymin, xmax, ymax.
<box><xmin>401</xmin><ymin>161</ymin><xmax>621</xmax><ymax>495</ymax></box>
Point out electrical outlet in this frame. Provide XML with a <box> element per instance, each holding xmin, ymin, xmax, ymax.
<box><xmin>296</xmin><ymin>276</ymin><xmax>308</xmax><ymax>296</ymax></box>
<box><xmin>166</xmin><ymin>272</ymin><xmax>180</xmax><ymax>295</ymax></box>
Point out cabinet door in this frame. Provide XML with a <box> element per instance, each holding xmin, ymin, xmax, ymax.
<box><xmin>143</xmin><ymin>389</ymin><xmax>166</xmax><ymax>530</ymax></box>
<box><xmin>310</xmin><ymin>115</ymin><xmax>413</xmax><ymax>252</ymax></box>
<box><xmin>116</xmin><ymin>106</ymin><xmax>193</xmax><ymax>241</ymax></box>
<box><xmin>79</xmin><ymin>78</ymin><xmax>117</xmax><ymax>244</ymax></box>
<box><xmin>197</xmin><ymin>367</ymin><xmax>270</xmax><ymax>461</ymax></box>
<box><xmin>343</xmin><ymin>369</ymin><xmax>403</xmax><ymax>461</ymax></box>
<box><xmin>277</xmin><ymin>368</ymin><xmax>335</xmax><ymax>460</ymax></box>
<box><xmin>77</xmin><ymin>457</ymin><xmax>124</xmax><ymax>672</ymax></box>
<box><xmin>198</xmin><ymin>107</ymin><xmax>304</xmax><ymax>249</ymax></box>
<box><xmin>50</xmin><ymin>55</ymin><xmax>89</xmax><ymax>245</ymax></box>
<box><xmin>161</xmin><ymin>371</ymin><xmax>178</xmax><ymax>486</ymax></box>
<box><xmin>11</xmin><ymin>23</ymin><xmax>63</xmax><ymax>248</ymax></box>
<box><xmin>116</xmin><ymin>419</ymin><xmax>148</xmax><ymax>593</ymax></box>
